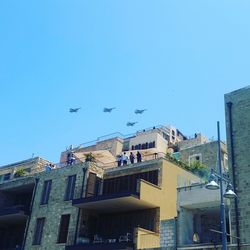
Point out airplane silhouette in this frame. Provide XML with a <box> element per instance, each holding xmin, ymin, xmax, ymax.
<box><xmin>126</xmin><ymin>122</ymin><xmax>138</xmax><ymax>127</ymax></box>
<box><xmin>69</xmin><ymin>107</ymin><xmax>81</xmax><ymax>113</ymax></box>
<box><xmin>135</xmin><ymin>109</ymin><xmax>147</xmax><ymax>114</ymax></box>
<box><xmin>103</xmin><ymin>107</ymin><xmax>116</xmax><ymax>113</ymax></box>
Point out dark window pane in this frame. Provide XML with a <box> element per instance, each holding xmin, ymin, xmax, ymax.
<box><xmin>64</xmin><ymin>175</ymin><xmax>76</xmax><ymax>201</ymax></box>
<box><xmin>3</xmin><ymin>173</ymin><xmax>11</xmax><ymax>181</ymax></box>
<box><xmin>40</xmin><ymin>180</ymin><xmax>52</xmax><ymax>205</ymax></box>
<box><xmin>57</xmin><ymin>214</ymin><xmax>70</xmax><ymax>243</ymax></box>
<box><xmin>86</xmin><ymin>173</ymin><xmax>97</xmax><ymax>197</ymax></box>
<box><xmin>33</xmin><ymin>218</ymin><xmax>45</xmax><ymax>245</ymax></box>
<box><xmin>103</xmin><ymin>170</ymin><xmax>159</xmax><ymax>195</ymax></box>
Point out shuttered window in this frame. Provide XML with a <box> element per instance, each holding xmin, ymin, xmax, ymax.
<box><xmin>64</xmin><ymin>175</ymin><xmax>76</xmax><ymax>201</ymax></box>
<box><xmin>57</xmin><ymin>214</ymin><xmax>70</xmax><ymax>243</ymax></box>
<box><xmin>40</xmin><ymin>180</ymin><xmax>52</xmax><ymax>205</ymax></box>
<box><xmin>86</xmin><ymin>172</ymin><xmax>100</xmax><ymax>197</ymax></box>
<box><xmin>33</xmin><ymin>218</ymin><xmax>45</xmax><ymax>245</ymax></box>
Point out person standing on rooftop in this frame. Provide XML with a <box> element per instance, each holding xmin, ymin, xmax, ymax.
<box><xmin>122</xmin><ymin>152</ymin><xmax>128</xmax><ymax>165</ymax></box>
<box><xmin>136</xmin><ymin>151</ymin><xmax>142</xmax><ymax>163</ymax></box>
<box><xmin>130</xmin><ymin>152</ymin><xmax>135</xmax><ymax>164</ymax></box>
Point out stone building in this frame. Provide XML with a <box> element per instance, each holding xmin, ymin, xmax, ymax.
<box><xmin>225</xmin><ymin>86</ymin><xmax>250</xmax><ymax>249</ymax></box>
<box><xmin>60</xmin><ymin>125</ymin><xmax>186</xmax><ymax>168</ymax></box>
<box><xmin>0</xmin><ymin>146</ymin><xmax>202</xmax><ymax>250</ymax></box>
<box><xmin>178</xmin><ymin>134</ymin><xmax>228</xmax><ymax>173</ymax></box>
<box><xmin>0</xmin><ymin>156</ymin><xmax>201</xmax><ymax>250</ymax></box>
<box><xmin>0</xmin><ymin>124</ymin><xmax>226</xmax><ymax>250</ymax></box>
<box><xmin>65</xmin><ymin>158</ymin><xmax>200</xmax><ymax>250</ymax></box>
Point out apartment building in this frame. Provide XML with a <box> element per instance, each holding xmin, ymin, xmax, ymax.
<box><xmin>1</xmin><ymin>124</ymin><xmax>220</xmax><ymax>250</ymax></box>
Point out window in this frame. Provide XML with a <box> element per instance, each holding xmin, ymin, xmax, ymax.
<box><xmin>33</xmin><ymin>217</ymin><xmax>45</xmax><ymax>245</ymax></box>
<box><xmin>3</xmin><ymin>173</ymin><xmax>11</xmax><ymax>181</ymax></box>
<box><xmin>40</xmin><ymin>180</ymin><xmax>52</xmax><ymax>205</ymax></box>
<box><xmin>103</xmin><ymin>170</ymin><xmax>159</xmax><ymax>195</ymax></box>
<box><xmin>189</xmin><ymin>154</ymin><xmax>202</xmax><ymax>166</ymax></box>
<box><xmin>133</xmin><ymin>141</ymin><xmax>155</xmax><ymax>150</ymax></box>
<box><xmin>57</xmin><ymin>214</ymin><xmax>70</xmax><ymax>243</ymax></box>
<box><xmin>64</xmin><ymin>175</ymin><xmax>76</xmax><ymax>201</ymax></box>
<box><xmin>122</xmin><ymin>141</ymin><xmax>130</xmax><ymax>151</ymax></box>
<box><xmin>85</xmin><ymin>173</ymin><xmax>101</xmax><ymax>197</ymax></box>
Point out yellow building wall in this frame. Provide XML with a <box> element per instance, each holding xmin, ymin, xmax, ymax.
<box><xmin>160</xmin><ymin>160</ymin><xmax>201</xmax><ymax>220</ymax></box>
<box><xmin>139</xmin><ymin>179</ymin><xmax>161</xmax><ymax>206</ymax></box>
<box><xmin>139</xmin><ymin>159</ymin><xmax>201</xmax><ymax>221</ymax></box>
<box><xmin>135</xmin><ymin>227</ymin><xmax>160</xmax><ymax>249</ymax></box>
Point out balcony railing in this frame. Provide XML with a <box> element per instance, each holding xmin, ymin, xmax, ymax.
<box><xmin>0</xmin><ymin>205</ymin><xmax>30</xmax><ymax>217</ymax></box>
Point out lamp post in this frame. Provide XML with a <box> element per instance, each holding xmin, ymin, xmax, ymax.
<box><xmin>205</xmin><ymin>121</ymin><xmax>237</xmax><ymax>250</ymax></box>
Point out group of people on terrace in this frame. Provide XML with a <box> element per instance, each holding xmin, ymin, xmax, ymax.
<box><xmin>117</xmin><ymin>151</ymin><xmax>142</xmax><ymax>167</ymax></box>
<box><xmin>45</xmin><ymin>163</ymin><xmax>55</xmax><ymax>172</ymax></box>
<box><xmin>67</xmin><ymin>151</ymin><xmax>76</xmax><ymax>165</ymax></box>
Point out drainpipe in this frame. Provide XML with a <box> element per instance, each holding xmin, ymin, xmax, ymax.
<box><xmin>174</xmin><ymin>216</ymin><xmax>178</xmax><ymax>250</ymax></box>
<box><xmin>74</xmin><ymin>167</ymin><xmax>87</xmax><ymax>245</ymax></box>
<box><xmin>21</xmin><ymin>177</ymin><xmax>39</xmax><ymax>250</ymax></box>
<box><xmin>227</xmin><ymin>102</ymin><xmax>240</xmax><ymax>249</ymax></box>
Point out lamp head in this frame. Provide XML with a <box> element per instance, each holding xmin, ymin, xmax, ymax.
<box><xmin>205</xmin><ymin>173</ymin><xmax>219</xmax><ymax>190</ymax></box>
<box><xmin>223</xmin><ymin>183</ymin><xmax>237</xmax><ymax>199</ymax></box>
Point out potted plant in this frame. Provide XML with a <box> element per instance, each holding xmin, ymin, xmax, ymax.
<box><xmin>84</xmin><ymin>153</ymin><xmax>95</xmax><ymax>162</ymax></box>
<box><xmin>14</xmin><ymin>168</ymin><xmax>26</xmax><ymax>178</ymax></box>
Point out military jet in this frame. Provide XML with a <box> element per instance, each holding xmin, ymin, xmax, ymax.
<box><xmin>103</xmin><ymin>107</ymin><xmax>116</xmax><ymax>113</ymax></box>
<box><xmin>135</xmin><ymin>109</ymin><xmax>147</xmax><ymax>114</ymax></box>
<box><xmin>126</xmin><ymin>122</ymin><xmax>138</xmax><ymax>127</ymax></box>
<box><xmin>69</xmin><ymin>107</ymin><xmax>81</xmax><ymax>113</ymax></box>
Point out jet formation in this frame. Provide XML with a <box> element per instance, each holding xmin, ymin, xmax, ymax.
<box><xmin>69</xmin><ymin>107</ymin><xmax>146</xmax><ymax>127</ymax></box>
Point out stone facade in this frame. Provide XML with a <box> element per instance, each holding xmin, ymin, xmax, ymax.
<box><xmin>24</xmin><ymin>162</ymin><xmax>90</xmax><ymax>250</ymax></box>
<box><xmin>0</xmin><ymin>157</ymin><xmax>51</xmax><ymax>183</ymax></box>
<box><xmin>225</xmin><ymin>86</ymin><xmax>250</xmax><ymax>247</ymax></box>
<box><xmin>178</xmin><ymin>133</ymin><xmax>209</xmax><ymax>150</ymax></box>
<box><xmin>179</xmin><ymin>140</ymin><xmax>228</xmax><ymax>172</ymax></box>
<box><xmin>160</xmin><ymin>219</ymin><xmax>176</xmax><ymax>249</ymax></box>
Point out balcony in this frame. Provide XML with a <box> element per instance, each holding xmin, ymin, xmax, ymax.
<box><xmin>0</xmin><ymin>205</ymin><xmax>29</xmax><ymax>224</ymax></box>
<box><xmin>177</xmin><ymin>183</ymin><xmax>221</xmax><ymax>209</ymax></box>
<box><xmin>73</xmin><ymin>179</ymin><xmax>161</xmax><ymax>213</ymax></box>
<box><xmin>65</xmin><ymin>241</ymin><xmax>133</xmax><ymax>250</ymax></box>
<box><xmin>177</xmin><ymin>184</ymin><xmax>231</xmax><ymax>247</ymax></box>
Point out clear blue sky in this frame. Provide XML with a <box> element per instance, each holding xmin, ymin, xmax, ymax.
<box><xmin>0</xmin><ymin>0</ymin><xmax>249</xmax><ymax>166</ymax></box>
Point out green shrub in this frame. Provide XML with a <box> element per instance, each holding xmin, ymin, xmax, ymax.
<box><xmin>14</xmin><ymin>168</ymin><xmax>26</xmax><ymax>177</ymax></box>
<box><xmin>165</xmin><ymin>153</ymin><xmax>209</xmax><ymax>180</ymax></box>
<box><xmin>84</xmin><ymin>153</ymin><xmax>96</xmax><ymax>162</ymax></box>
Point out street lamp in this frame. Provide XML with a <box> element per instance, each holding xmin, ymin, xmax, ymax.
<box><xmin>205</xmin><ymin>121</ymin><xmax>237</xmax><ymax>250</ymax></box>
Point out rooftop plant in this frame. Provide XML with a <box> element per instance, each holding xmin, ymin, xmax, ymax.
<box><xmin>14</xmin><ymin>168</ymin><xmax>26</xmax><ymax>178</ymax></box>
<box><xmin>165</xmin><ymin>153</ymin><xmax>209</xmax><ymax>180</ymax></box>
<box><xmin>84</xmin><ymin>153</ymin><xmax>96</xmax><ymax>162</ymax></box>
